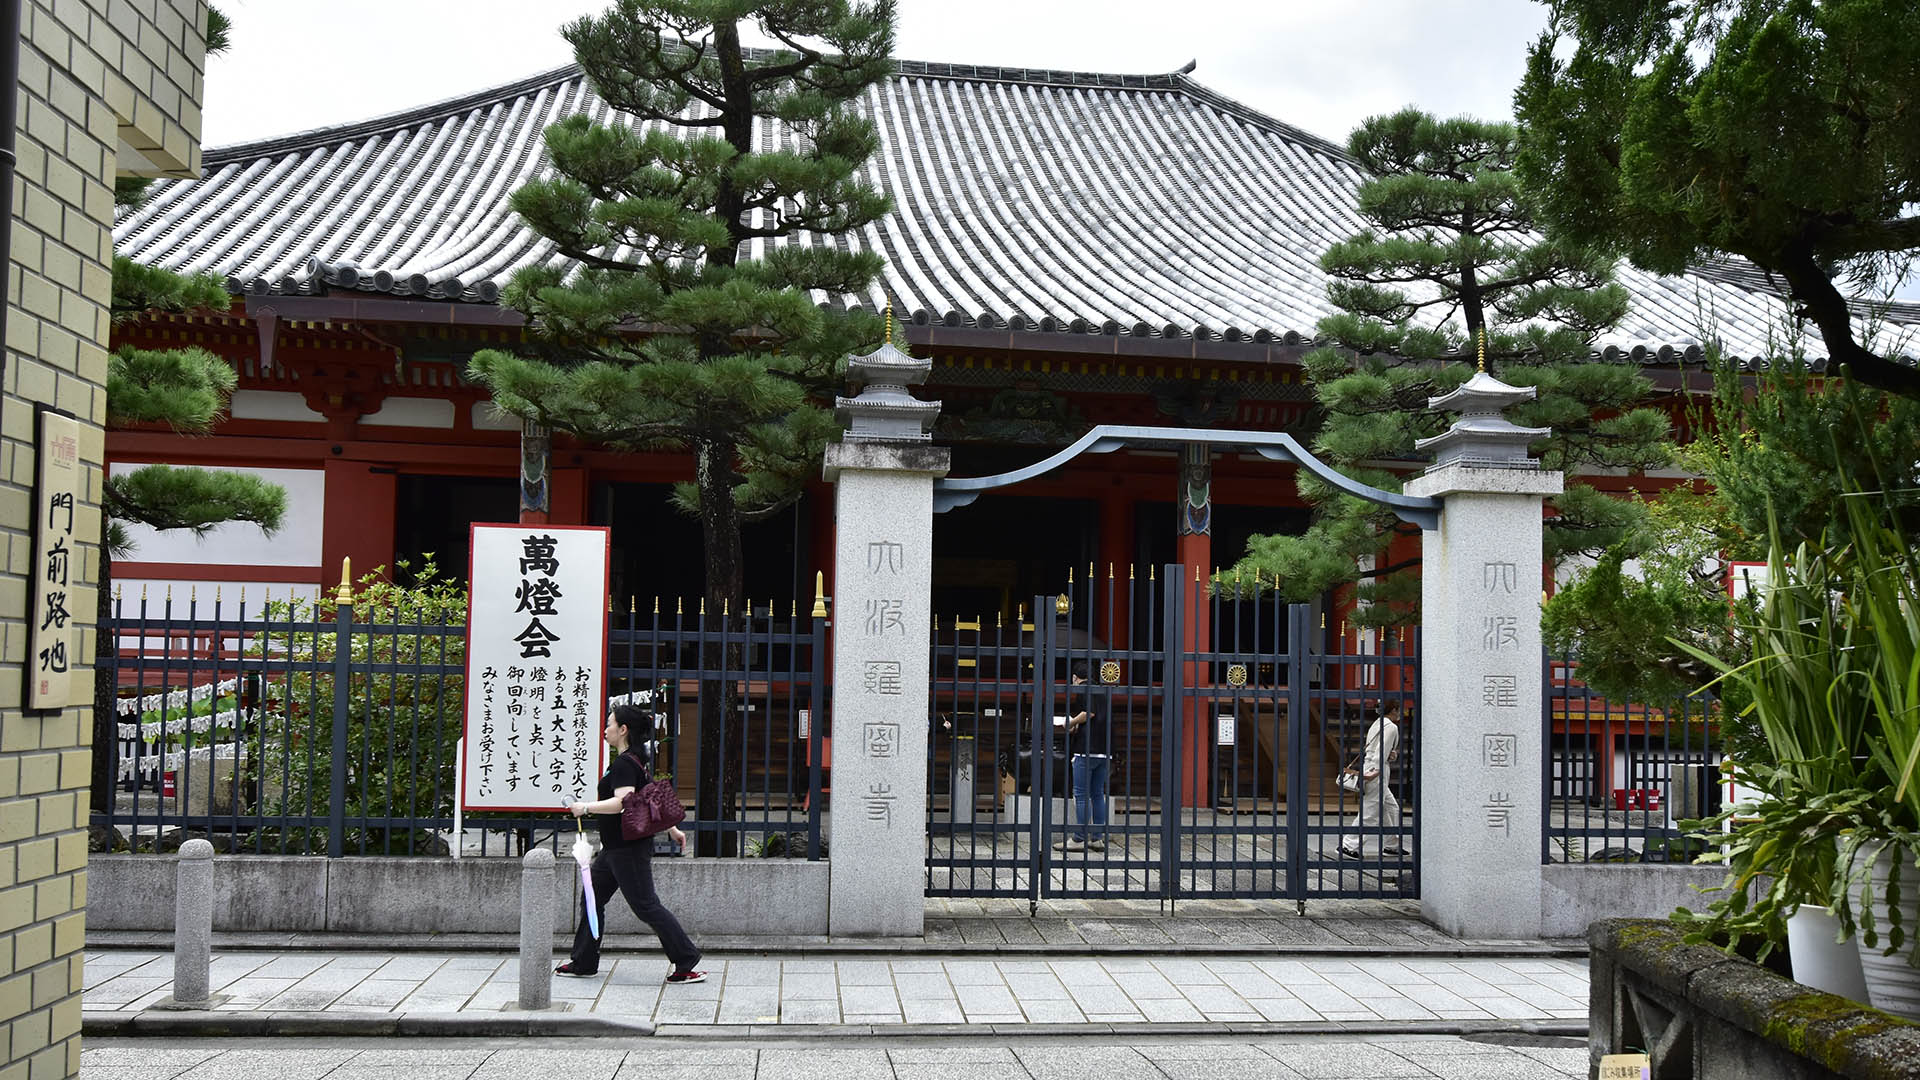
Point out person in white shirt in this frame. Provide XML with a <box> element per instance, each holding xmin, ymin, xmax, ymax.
<box><xmin>1339</xmin><ymin>700</ymin><xmax>1406</xmax><ymax>859</ymax></box>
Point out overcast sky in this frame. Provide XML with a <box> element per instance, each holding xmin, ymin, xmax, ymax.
<box><xmin>203</xmin><ymin>0</ymin><xmax>1547</xmax><ymax>148</ymax></box>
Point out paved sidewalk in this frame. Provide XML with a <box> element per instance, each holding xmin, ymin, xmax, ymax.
<box><xmin>83</xmin><ymin>949</ymin><xmax>1590</xmax><ymax>1032</ymax></box>
<box><xmin>81</xmin><ymin>1034</ymin><xmax>1593</xmax><ymax>1079</ymax></box>
<box><xmin>88</xmin><ymin>898</ymin><xmax>1584</xmax><ymax>956</ymax></box>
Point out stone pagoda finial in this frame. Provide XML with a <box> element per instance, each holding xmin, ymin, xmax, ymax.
<box><xmin>1414</xmin><ymin>353</ymin><xmax>1549</xmax><ymax>470</ymax></box>
<box><xmin>836</xmin><ymin>302</ymin><xmax>940</xmax><ymax>441</ymax></box>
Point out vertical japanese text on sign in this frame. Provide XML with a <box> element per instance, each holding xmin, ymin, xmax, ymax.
<box><xmin>461</xmin><ymin>525</ymin><xmax>610</xmax><ymax>811</ymax></box>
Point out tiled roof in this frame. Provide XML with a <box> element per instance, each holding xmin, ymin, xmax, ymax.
<box><xmin>114</xmin><ymin>59</ymin><xmax>1916</xmax><ymax>365</ymax></box>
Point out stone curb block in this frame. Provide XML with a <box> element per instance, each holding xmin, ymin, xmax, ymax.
<box><xmin>647</xmin><ymin>1019</ymin><xmax>1589</xmax><ymax>1039</ymax></box>
<box><xmin>82</xmin><ymin>1010</ymin><xmax>654</xmax><ymax>1038</ymax></box>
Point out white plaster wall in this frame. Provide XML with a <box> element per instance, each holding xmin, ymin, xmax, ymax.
<box><xmin>471</xmin><ymin>402</ymin><xmax>522</xmax><ymax>431</ymax></box>
<box><xmin>109</xmin><ymin>582</ymin><xmax>323</xmax><ymax>629</ymax></box>
<box><xmin>228</xmin><ymin>389</ymin><xmax>325</xmax><ymax>423</ymax></box>
<box><xmin>112</xmin><ymin>463</ymin><xmax>324</xmax><ymax>566</ymax></box>
<box><xmin>361</xmin><ymin>396</ymin><xmax>456</xmax><ymax>428</ymax></box>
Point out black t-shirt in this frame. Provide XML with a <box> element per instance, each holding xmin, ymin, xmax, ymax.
<box><xmin>1067</xmin><ymin>682</ymin><xmax>1111</xmax><ymax>756</ymax></box>
<box><xmin>595</xmin><ymin>751</ymin><xmax>645</xmax><ymax>849</ymax></box>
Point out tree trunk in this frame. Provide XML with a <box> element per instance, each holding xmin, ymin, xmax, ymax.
<box><xmin>694</xmin><ymin>437</ymin><xmax>745</xmax><ymax>857</ymax></box>
<box><xmin>1776</xmin><ymin>243</ymin><xmax>1920</xmax><ymax>399</ymax></box>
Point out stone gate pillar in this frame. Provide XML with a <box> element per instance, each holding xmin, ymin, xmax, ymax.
<box><xmin>1403</xmin><ymin>369</ymin><xmax>1561</xmax><ymax>939</ymax></box>
<box><xmin>824</xmin><ymin>339</ymin><xmax>949</xmax><ymax>937</ymax></box>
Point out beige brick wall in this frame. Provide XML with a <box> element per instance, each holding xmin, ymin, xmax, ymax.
<box><xmin>2</xmin><ymin>3</ymin><xmax>206</xmax><ymax>1077</ymax></box>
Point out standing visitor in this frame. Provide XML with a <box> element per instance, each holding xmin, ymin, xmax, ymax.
<box><xmin>1339</xmin><ymin>700</ymin><xmax>1406</xmax><ymax>859</ymax></box>
<box><xmin>1057</xmin><ymin>661</ymin><xmax>1112</xmax><ymax>853</ymax></box>
<box><xmin>559</xmin><ymin>704</ymin><xmax>704</xmax><ymax>983</ymax></box>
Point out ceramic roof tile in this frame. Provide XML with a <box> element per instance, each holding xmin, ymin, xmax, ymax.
<box><xmin>116</xmin><ymin>60</ymin><xmax>1916</xmax><ymax>364</ymax></box>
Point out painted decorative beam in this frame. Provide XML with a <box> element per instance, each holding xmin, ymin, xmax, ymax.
<box><xmin>932</xmin><ymin>423</ymin><xmax>1441</xmax><ymax>529</ymax></box>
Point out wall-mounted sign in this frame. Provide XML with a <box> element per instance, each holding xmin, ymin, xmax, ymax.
<box><xmin>460</xmin><ymin>524</ymin><xmax>610</xmax><ymax>812</ymax></box>
<box><xmin>27</xmin><ymin>409</ymin><xmax>82</xmax><ymax>710</ymax></box>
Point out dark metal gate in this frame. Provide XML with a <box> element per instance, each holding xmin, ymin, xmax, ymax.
<box><xmin>927</xmin><ymin>565</ymin><xmax>1417</xmax><ymax>905</ymax></box>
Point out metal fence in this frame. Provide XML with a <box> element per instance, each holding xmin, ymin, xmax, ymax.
<box><xmin>1542</xmin><ymin>654</ymin><xmax>1721</xmax><ymax>864</ymax></box>
<box><xmin>104</xmin><ymin>589</ymin><xmax>825</xmax><ymax>859</ymax></box>
<box><xmin>927</xmin><ymin>566</ymin><xmax>1418</xmax><ymax>906</ymax></box>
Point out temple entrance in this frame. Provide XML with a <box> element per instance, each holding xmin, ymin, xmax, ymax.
<box><xmin>925</xmin><ymin>566</ymin><xmax>1418</xmax><ymax>907</ymax></box>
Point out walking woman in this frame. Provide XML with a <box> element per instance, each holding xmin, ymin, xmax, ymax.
<box><xmin>1338</xmin><ymin>700</ymin><xmax>1406</xmax><ymax>859</ymax></box>
<box><xmin>559</xmin><ymin>704</ymin><xmax>705</xmax><ymax>983</ymax></box>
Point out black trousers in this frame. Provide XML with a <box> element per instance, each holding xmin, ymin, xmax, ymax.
<box><xmin>569</xmin><ymin>842</ymin><xmax>700</xmax><ymax>973</ymax></box>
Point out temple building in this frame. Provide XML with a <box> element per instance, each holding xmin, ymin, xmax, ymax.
<box><xmin>107</xmin><ymin>58</ymin><xmax>1916</xmax><ymax>620</ymax></box>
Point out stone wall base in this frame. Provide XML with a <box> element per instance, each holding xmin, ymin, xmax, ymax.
<box><xmin>86</xmin><ymin>854</ymin><xmax>828</xmax><ymax>936</ymax></box>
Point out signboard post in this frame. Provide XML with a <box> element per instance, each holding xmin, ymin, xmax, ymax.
<box><xmin>460</xmin><ymin>524</ymin><xmax>611</xmax><ymax>818</ymax></box>
<box><xmin>27</xmin><ymin>408</ymin><xmax>82</xmax><ymax>710</ymax></box>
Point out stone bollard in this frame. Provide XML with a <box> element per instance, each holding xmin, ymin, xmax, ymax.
<box><xmin>518</xmin><ymin>848</ymin><xmax>555</xmax><ymax>1010</ymax></box>
<box><xmin>166</xmin><ymin>839</ymin><xmax>217</xmax><ymax>1008</ymax></box>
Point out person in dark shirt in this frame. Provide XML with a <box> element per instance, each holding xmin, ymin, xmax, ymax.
<box><xmin>1057</xmin><ymin>661</ymin><xmax>1112</xmax><ymax>852</ymax></box>
<box><xmin>558</xmin><ymin>704</ymin><xmax>703</xmax><ymax>983</ymax></box>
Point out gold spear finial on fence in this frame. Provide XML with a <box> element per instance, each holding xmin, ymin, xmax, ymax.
<box><xmin>334</xmin><ymin>557</ymin><xmax>354</xmax><ymax>604</ymax></box>
<box><xmin>811</xmin><ymin>571</ymin><xmax>828</xmax><ymax>618</ymax></box>
<box><xmin>1055</xmin><ymin>593</ymin><xmax>1069</xmax><ymax>615</ymax></box>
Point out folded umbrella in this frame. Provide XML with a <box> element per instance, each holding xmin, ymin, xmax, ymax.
<box><xmin>573</xmin><ymin>821</ymin><xmax>599</xmax><ymax>940</ymax></box>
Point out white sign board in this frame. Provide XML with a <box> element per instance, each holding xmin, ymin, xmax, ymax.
<box><xmin>28</xmin><ymin>409</ymin><xmax>82</xmax><ymax>709</ymax></box>
<box><xmin>461</xmin><ymin>524</ymin><xmax>610</xmax><ymax>811</ymax></box>
<box><xmin>1728</xmin><ymin>561</ymin><xmax>1769</xmax><ymax>603</ymax></box>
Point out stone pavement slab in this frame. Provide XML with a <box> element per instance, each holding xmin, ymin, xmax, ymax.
<box><xmin>80</xmin><ymin>1034</ymin><xmax>1592</xmax><ymax>1079</ymax></box>
<box><xmin>89</xmin><ymin>897</ymin><xmax>1583</xmax><ymax>957</ymax></box>
<box><xmin>84</xmin><ymin>949</ymin><xmax>1590</xmax><ymax>1032</ymax></box>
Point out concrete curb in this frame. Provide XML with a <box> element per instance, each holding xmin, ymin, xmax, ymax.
<box><xmin>649</xmin><ymin>1019</ymin><xmax>1589</xmax><ymax>1039</ymax></box>
<box><xmin>86</xmin><ymin>931</ymin><xmax>1588</xmax><ymax>958</ymax></box>
<box><xmin>82</xmin><ymin>1009</ymin><xmax>1580</xmax><ymax>1041</ymax></box>
<box><xmin>82</xmin><ymin>1009</ymin><xmax>655</xmax><ymax>1038</ymax></box>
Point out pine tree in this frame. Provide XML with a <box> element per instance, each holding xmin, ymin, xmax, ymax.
<box><xmin>1516</xmin><ymin>0</ymin><xmax>1920</xmax><ymax>398</ymax></box>
<box><xmin>468</xmin><ymin>0</ymin><xmax>896</xmax><ymax>853</ymax></box>
<box><xmin>1227</xmin><ymin>110</ymin><xmax>1671</xmax><ymax>628</ymax></box>
<box><xmin>93</xmin><ymin>177</ymin><xmax>286</xmax><ymax>833</ymax></box>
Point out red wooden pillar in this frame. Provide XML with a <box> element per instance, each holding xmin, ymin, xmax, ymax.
<box><xmin>322</xmin><ymin>459</ymin><xmax>396</xmax><ymax>586</ymax></box>
<box><xmin>1096</xmin><ymin>490</ymin><xmax>1132</xmax><ymax>649</ymax></box>
<box><xmin>808</xmin><ymin>478</ymin><xmax>836</xmax><ymax>601</ymax></box>
<box><xmin>1177</xmin><ymin>444</ymin><xmax>1213</xmax><ymax>808</ymax></box>
<box><xmin>549</xmin><ymin>467</ymin><xmax>587</xmax><ymax>526</ymax></box>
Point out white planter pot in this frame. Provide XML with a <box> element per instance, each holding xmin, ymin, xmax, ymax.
<box><xmin>1786</xmin><ymin>903</ymin><xmax>1869</xmax><ymax>1002</ymax></box>
<box><xmin>1851</xmin><ymin>843</ymin><xmax>1920</xmax><ymax>1021</ymax></box>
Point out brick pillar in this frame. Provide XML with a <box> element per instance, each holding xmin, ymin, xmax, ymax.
<box><xmin>0</xmin><ymin>4</ymin><xmax>210</xmax><ymax>1078</ymax></box>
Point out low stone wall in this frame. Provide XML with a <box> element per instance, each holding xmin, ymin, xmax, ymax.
<box><xmin>1589</xmin><ymin>918</ymin><xmax>1920</xmax><ymax>1079</ymax></box>
<box><xmin>1541</xmin><ymin>863</ymin><xmax>1728</xmax><ymax>939</ymax></box>
<box><xmin>86</xmin><ymin>854</ymin><xmax>829</xmax><ymax>937</ymax></box>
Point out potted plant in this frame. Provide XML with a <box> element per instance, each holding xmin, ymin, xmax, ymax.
<box><xmin>1828</xmin><ymin>491</ymin><xmax>1920</xmax><ymax>1017</ymax></box>
<box><xmin>1676</xmin><ymin>482</ymin><xmax>1920</xmax><ymax>1016</ymax></box>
